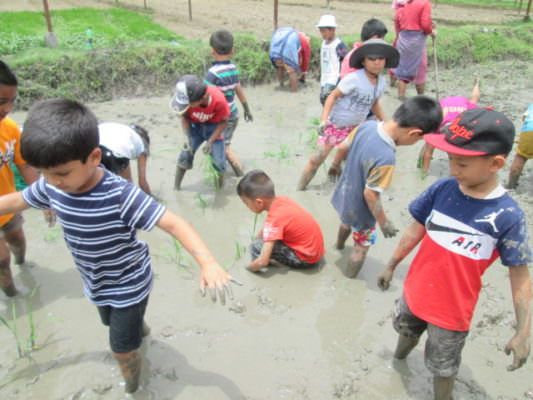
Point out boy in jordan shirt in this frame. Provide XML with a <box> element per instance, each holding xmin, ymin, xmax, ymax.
<box><xmin>171</xmin><ymin>74</ymin><xmax>230</xmax><ymax>190</ymax></box>
<box><xmin>378</xmin><ymin>108</ymin><xmax>532</xmax><ymax>400</ymax></box>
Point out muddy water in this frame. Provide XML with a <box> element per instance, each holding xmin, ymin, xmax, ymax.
<box><xmin>2</xmin><ymin>62</ymin><xmax>532</xmax><ymax>399</ymax></box>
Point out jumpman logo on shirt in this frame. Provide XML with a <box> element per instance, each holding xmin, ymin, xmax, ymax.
<box><xmin>475</xmin><ymin>208</ymin><xmax>505</xmax><ymax>233</ymax></box>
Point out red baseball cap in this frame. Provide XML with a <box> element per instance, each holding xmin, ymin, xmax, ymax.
<box><xmin>424</xmin><ymin>108</ymin><xmax>515</xmax><ymax>156</ymax></box>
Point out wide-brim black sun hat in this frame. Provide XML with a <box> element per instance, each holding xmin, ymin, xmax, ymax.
<box><xmin>349</xmin><ymin>38</ymin><xmax>400</xmax><ymax>69</ymax></box>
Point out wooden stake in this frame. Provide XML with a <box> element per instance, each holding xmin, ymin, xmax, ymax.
<box><xmin>42</xmin><ymin>0</ymin><xmax>53</xmax><ymax>33</ymax></box>
<box><xmin>274</xmin><ymin>0</ymin><xmax>279</xmax><ymax>30</ymax></box>
<box><xmin>188</xmin><ymin>0</ymin><xmax>192</xmax><ymax>21</ymax></box>
<box><xmin>526</xmin><ymin>0</ymin><xmax>532</xmax><ymax>19</ymax></box>
<box><xmin>144</xmin><ymin>0</ymin><xmax>147</xmax><ymax>9</ymax></box>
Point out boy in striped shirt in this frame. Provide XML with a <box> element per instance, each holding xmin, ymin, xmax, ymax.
<box><xmin>0</xmin><ymin>99</ymin><xmax>235</xmax><ymax>393</ymax></box>
<box><xmin>205</xmin><ymin>29</ymin><xmax>253</xmax><ymax>177</ymax></box>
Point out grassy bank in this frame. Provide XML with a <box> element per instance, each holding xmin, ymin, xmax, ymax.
<box><xmin>2</xmin><ymin>8</ymin><xmax>531</xmax><ymax>108</ymax></box>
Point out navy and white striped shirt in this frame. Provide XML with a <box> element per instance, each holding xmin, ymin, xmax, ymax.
<box><xmin>23</xmin><ymin>170</ymin><xmax>165</xmax><ymax>308</ymax></box>
<box><xmin>205</xmin><ymin>60</ymin><xmax>240</xmax><ymax>118</ymax></box>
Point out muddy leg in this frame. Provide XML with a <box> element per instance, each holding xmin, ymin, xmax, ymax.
<box><xmin>345</xmin><ymin>243</ymin><xmax>369</xmax><ymax>278</ymax></box>
<box><xmin>297</xmin><ymin>145</ymin><xmax>333</xmax><ymax>190</ymax></box>
<box><xmin>288</xmin><ymin>71</ymin><xmax>298</xmax><ymax>92</ymax></box>
<box><xmin>114</xmin><ymin>350</ymin><xmax>142</xmax><ymax>394</ymax></box>
<box><xmin>398</xmin><ymin>80</ymin><xmax>407</xmax><ymax>101</ymax></box>
<box><xmin>335</xmin><ymin>223</ymin><xmax>351</xmax><ymax>250</ymax></box>
<box><xmin>0</xmin><ymin>240</ymin><xmax>17</xmax><ymax>297</ymax></box>
<box><xmin>394</xmin><ymin>334</ymin><xmax>419</xmax><ymax>359</ymax></box>
<box><xmin>276</xmin><ymin>67</ymin><xmax>285</xmax><ymax>88</ymax></box>
<box><xmin>328</xmin><ymin>142</ymin><xmax>349</xmax><ymax>180</ymax></box>
<box><xmin>415</xmin><ymin>83</ymin><xmax>425</xmax><ymax>95</ymax></box>
<box><xmin>226</xmin><ymin>147</ymin><xmax>244</xmax><ymax>177</ymax></box>
<box><xmin>434</xmin><ymin>376</ymin><xmax>455</xmax><ymax>400</ymax></box>
<box><xmin>506</xmin><ymin>154</ymin><xmax>526</xmax><ymax>189</ymax></box>
<box><xmin>174</xmin><ymin>165</ymin><xmax>187</xmax><ymax>191</ymax></box>
<box><xmin>5</xmin><ymin>228</ymin><xmax>26</xmax><ymax>265</ymax></box>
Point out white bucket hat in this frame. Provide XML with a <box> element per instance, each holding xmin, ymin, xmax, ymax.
<box><xmin>316</xmin><ymin>14</ymin><xmax>337</xmax><ymax>28</ymax></box>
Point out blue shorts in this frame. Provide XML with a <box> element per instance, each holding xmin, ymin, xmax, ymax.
<box><xmin>178</xmin><ymin>122</ymin><xmax>226</xmax><ymax>172</ymax></box>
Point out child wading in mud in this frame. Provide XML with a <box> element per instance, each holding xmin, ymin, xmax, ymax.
<box><xmin>417</xmin><ymin>78</ymin><xmax>480</xmax><ymax>174</ymax></box>
<box><xmin>98</xmin><ymin>122</ymin><xmax>153</xmax><ymax>195</ymax></box>
<box><xmin>205</xmin><ymin>29</ymin><xmax>253</xmax><ymax>177</ymax></box>
<box><xmin>237</xmin><ymin>169</ymin><xmax>324</xmax><ymax>272</ymax></box>
<box><xmin>0</xmin><ymin>60</ymin><xmax>46</xmax><ymax>297</ymax></box>
<box><xmin>297</xmin><ymin>39</ymin><xmax>398</xmax><ymax>190</ymax></box>
<box><xmin>332</xmin><ymin>96</ymin><xmax>442</xmax><ymax>279</ymax></box>
<box><xmin>172</xmin><ymin>74</ymin><xmax>230</xmax><ymax>190</ymax></box>
<box><xmin>507</xmin><ymin>103</ymin><xmax>533</xmax><ymax>189</ymax></box>
<box><xmin>378</xmin><ymin>108</ymin><xmax>532</xmax><ymax>400</ymax></box>
<box><xmin>315</xmin><ymin>14</ymin><xmax>348</xmax><ymax>105</ymax></box>
<box><xmin>0</xmin><ymin>99</ymin><xmax>236</xmax><ymax>393</ymax></box>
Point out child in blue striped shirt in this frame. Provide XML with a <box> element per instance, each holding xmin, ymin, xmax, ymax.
<box><xmin>205</xmin><ymin>29</ymin><xmax>253</xmax><ymax>177</ymax></box>
<box><xmin>0</xmin><ymin>99</ymin><xmax>236</xmax><ymax>394</ymax></box>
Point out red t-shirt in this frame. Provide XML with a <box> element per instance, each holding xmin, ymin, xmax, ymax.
<box><xmin>263</xmin><ymin>196</ymin><xmax>324</xmax><ymax>264</ymax></box>
<box><xmin>187</xmin><ymin>85</ymin><xmax>230</xmax><ymax>124</ymax></box>
<box><xmin>395</xmin><ymin>0</ymin><xmax>433</xmax><ymax>35</ymax></box>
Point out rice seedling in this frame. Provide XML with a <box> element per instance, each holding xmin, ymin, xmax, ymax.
<box><xmin>195</xmin><ymin>193</ymin><xmax>208</xmax><ymax>213</ymax></box>
<box><xmin>0</xmin><ymin>291</ymin><xmax>38</xmax><ymax>359</ymax></box>
<box><xmin>202</xmin><ymin>154</ymin><xmax>222</xmax><ymax>191</ymax></box>
<box><xmin>264</xmin><ymin>144</ymin><xmax>290</xmax><ymax>160</ymax></box>
<box><xmin>250</xmin><ymin>213</ymin><xmax>259</xmax><ymax>240</ymax></box>
<box><xmin>234</xmin><ymin>241</ymin><xmax>247</xmax><ymax>262</ymax></box>
<box><xmin>44</xmin><ymin>225</ymin><xmax>61</xmax><ymax>243</ymax></box>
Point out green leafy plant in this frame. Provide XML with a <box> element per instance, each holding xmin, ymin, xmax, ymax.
<box><xmin>201</xmin><ymin>154</ymin><xmax>222</xmax><ymax>191</ymax></box>
<box><xmin>264</xmin><ymin>144</ymin><xmax>290</xmax><ymax>160</ymax></box>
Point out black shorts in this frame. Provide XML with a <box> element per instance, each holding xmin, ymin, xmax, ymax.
<box><xmin>393</xmin><ymin>296</ymin><xmax>468</xmax><ymax>377</ymax></box>
<box><xmin>97</xmin><ymin>296</ymin><xmax>148</xmax><ymax>354</ymax></box>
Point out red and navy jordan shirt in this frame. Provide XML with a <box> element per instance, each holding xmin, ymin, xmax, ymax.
<box><xmin>404</xmin><ymin>178</ymin><xmax>532</xmax><ymax>331</ymax></box>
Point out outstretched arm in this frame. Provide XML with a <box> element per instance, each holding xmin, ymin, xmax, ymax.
<box><xmin>321</xmin><ymin>88</ymin><xmax>343</xmax><ymax>124</ymax></box>
<box><xmin>0</xmin><ymin>192</ymin><xmax>31</xmax><ymax>216</ymax></box>
<box><xmin>235</xmin><ymin>84</ymin><xmax>253</xmax><ymax>122</ymax></box>
<box><xmin>377</xmin><ymin>219</ymin><xmax>426</xmax><ymax>290</ymax></box>
<box><xmin>505</xmin><ymin>265</ymin><xmax>531</xmax><ymax>371</ymax></box>
<box><xmin>17</xmin><ymin>163</ymin><xmax>39</xmax><ymax>185</ymax></box>
<box><xmin>156</xmin><ymin>210</ymin><xmax>233</xmax><ymax>304</ymax></box>
<box><xmin>364</xmin><ymin>188</ymin><xmax>398</xmax><ymax>238</ymax></box>
<box><xmin>371</xmin><ymin>99</ymin><xmax>385</xmax><ymax>121</ymax></box>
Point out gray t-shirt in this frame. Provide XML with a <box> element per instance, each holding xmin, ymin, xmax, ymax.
<box><xmin>331</xmin><ymin>120</ymin><xmax>396</xmax><ymax>230</ymax></box>
<box><xmin>328</xmin><ymin>69</ymin><xmax>385</xmax><ymax>127</ymax></box>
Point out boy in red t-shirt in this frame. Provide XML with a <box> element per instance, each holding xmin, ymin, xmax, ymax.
<box><xmin>237</xmin><ymin>169</ymin><xmax>324</xmax><ymax>271</ymax></box>
<box><xmin>378</xmin><ymin>109</ymin><xmax>532</xmax><ymax>400</ymax></box>
<box><xmin>171</xmin><ymin>74</ymin><xmax>230</xmax><ymax>190</ymax></box>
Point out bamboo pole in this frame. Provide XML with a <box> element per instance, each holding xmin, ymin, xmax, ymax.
<box><xmin>526</xmin><ymin>0</ymin><xmax>532</xmax><ymax>19</ymax></box>
<box><xmin>188</xmin><ymin>0</ymin><xmax>192</xmax><ymax>21</ymax></box>
<box><xmin>274</xmin><ymin>0</ymin><xmax>279</xmax><ymax>30</ymax></box>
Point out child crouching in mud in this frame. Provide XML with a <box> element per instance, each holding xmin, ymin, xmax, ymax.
<box><xmin>0</xmin><ymin>99</ymin><xmax>237</xmax><ymax>393</ymax></box>
<box><xmin>378</xmin><ymin>108</ymin><xmax>532</xmax><ymax>400</ymax></box>
<box><xmin>237</xmin><ymin>169</ymin><xmax>325</xmax><ymax>271</ymax></box>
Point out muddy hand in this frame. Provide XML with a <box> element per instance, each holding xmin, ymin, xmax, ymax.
<box><xmin>504</xmin><ymin>334</ymin><xmax>530</xmax><ymax>371</ymax></box>
<box><xmin>243</xmin><ymin>103</ymin><xmax>253</xmax><ymax>122</ymax></box>
<box><xmin>203</xmin><ymin>141</ymin><xmax>213</xmax><ymax>154</ymax></box>
<box><xmin>43</xmin><ymin>209</ymin><xmax>56</xmax><ymax>227</ymax></box>
<box><xmin>317</xmin><ymin>121</ymin><xmax>327</xmax><ymax>136</ymax></box>
<box><xmin>381</xmin><ymin>220</ymin><xmax>399</xmax><ymax>238</ymax></box>
<box><xmin>377</xmin><ymin>268</ymin><xmax>394</xmax><ymax>291</ymax></box>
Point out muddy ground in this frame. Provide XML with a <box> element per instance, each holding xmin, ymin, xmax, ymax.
<box><xmin>0</xmin><ymin>0</ymin><xmax>524</xmax><ymax>39</ymax></box>
<box><xmin>1</xmin><ymin>59</ymin><xmax>532</xmax><ymax>399</ymax></box>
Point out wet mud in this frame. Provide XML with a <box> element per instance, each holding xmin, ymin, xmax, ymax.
<box><xmin>1</xmin><ymin>61</ymin><xmax>533</xmax><ymax>399</ymax></box>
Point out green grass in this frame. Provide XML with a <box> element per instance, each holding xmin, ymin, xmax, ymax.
<box><xmin>0</xmin><ymin>8</ymin><xmax>182</xmax><ymax>55</ymax></box>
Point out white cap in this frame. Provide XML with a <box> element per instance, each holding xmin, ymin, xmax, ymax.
<box><xmin>316</xmin><ymin>14</ymin><xmax>337</xmax><ymax>28</ymax></box>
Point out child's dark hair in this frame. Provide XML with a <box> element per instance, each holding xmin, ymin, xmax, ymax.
<box><xmin>237</xmin><ymin>169</ymin><xmax>275</xmax><ymax>199</ymax></box>
<box><xmin>210</xmin><ymin>30</ymin><xmax>234</xmax><ymax>55</ymax></box>
<box><xmin>393</xmin><ymin>96</ymin><xmax>443</xmax><ymax>134</ymax></box>
<box><xmin>131</xmin><ymin>124</ymin><xmax>150</xmax><ymax>155</ymax></box>
<box><xmin>21</xmin><ymin>99</ymin><xmax>99</xmax><ymax>168</ymax></box>
<box><xmin>361</xmin><ymin>18</ymin><xmax>388</xmax><ymax>41</ymax></box>
<box><xmin>0</xmin><ymin>60</ymin><xmax>18</xmax><ymax>86</ymax></box>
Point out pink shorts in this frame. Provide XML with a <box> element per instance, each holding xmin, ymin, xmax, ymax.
<box><xmin>318</xmin><ymin>122</ymin><xmax>355</xmax><ymax>147</ymax></box>
<box><xmin>352</xmin><ymin>226</ymin><xmax>377</xmax><ymax>247</ymax></box>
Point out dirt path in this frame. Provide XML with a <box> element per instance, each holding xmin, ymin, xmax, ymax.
<box><xmin>1</xmin><ymin>60</ymin><xmax>532</xmax><ymax>400</ymax></box>
<box><xmin>1</xmin><ymin>0</ymin><xmax>521</xmax><ymax>39</ymax></box>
